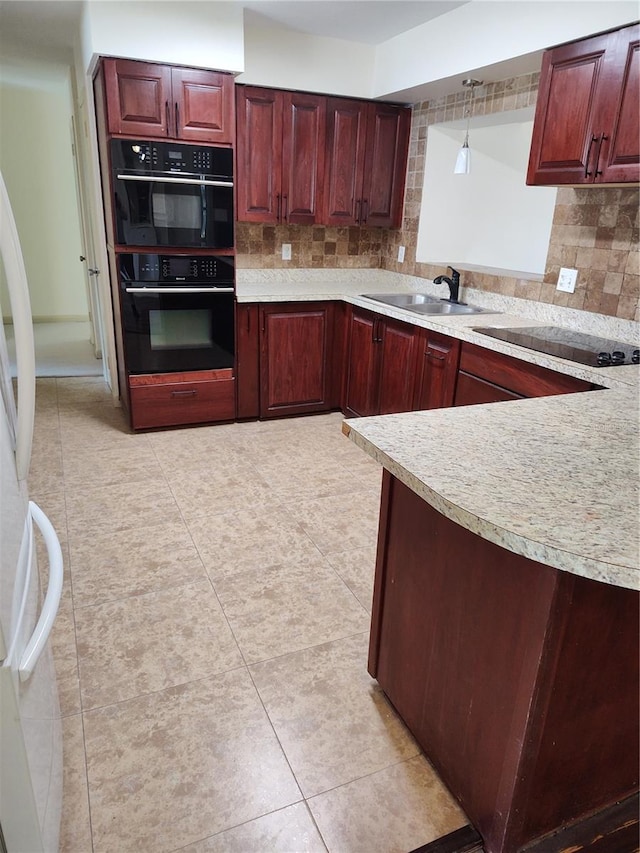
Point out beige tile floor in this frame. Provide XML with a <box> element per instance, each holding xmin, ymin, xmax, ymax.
<box><xmin>30</xmin><ymin>377</ymin><xmax>467</xmax><ymax>853</ymax></box>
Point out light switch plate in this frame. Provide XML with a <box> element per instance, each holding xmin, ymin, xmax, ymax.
<box><xmin>398</xmin><ymin>245</ymin><xmax>405</xmax><ymax>263</ymax></box>
<box><xmin>557</xmin><ymin>267</ymin><xmax>578</xmax><ymax>293</ymax></box>
<box><xmin>281</xmin><ymin>243</ymin><xmax>292</xmax><ymax>261</ymax></box>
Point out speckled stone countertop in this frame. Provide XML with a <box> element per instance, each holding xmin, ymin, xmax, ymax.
<box><xmin>236</xmin><ymin>268</ymin><xmax>639</xmax><ymax>388</ymax></box>
<box><xmin>238</xmin><ymin>268</ymin><xmax>640</xmax><ymax>589</ymax></box>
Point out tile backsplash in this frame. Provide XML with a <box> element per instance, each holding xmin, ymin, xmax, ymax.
<box><xmin>235</xmin><ymin>73</ymin><xmax>639</xmax><ymax>322</ymax></box>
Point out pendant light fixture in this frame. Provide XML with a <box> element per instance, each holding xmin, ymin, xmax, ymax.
<box><xmin>454</xmin><ymin>78</ymin><xmax>483</xmax><ymax>174</ymax></box>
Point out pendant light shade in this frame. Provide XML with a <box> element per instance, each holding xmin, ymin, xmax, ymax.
<box><xmin>454</xmin><ymin>79</ymin><xmax>483</xmax><ymax>175</ymax></box>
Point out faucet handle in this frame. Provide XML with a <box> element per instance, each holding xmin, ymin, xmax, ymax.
<box><xmin>448</xmin><ymin>266</ymin><xmax>460</xmax><ymax>281</ymax></box>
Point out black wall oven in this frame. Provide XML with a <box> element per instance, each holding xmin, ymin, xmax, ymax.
<box><xmin>119</xmin><ymin>253</ymin><xmax>235</xmax><ymax>375</ymax></box>
<box><xmin>111</xmin><ymin>140</ymin><xmax>234</xmax><ymax>249</ymax></box>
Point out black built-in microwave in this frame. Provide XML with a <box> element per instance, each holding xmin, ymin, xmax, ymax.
<box><xmin>111</xmin><ymin>140</ymin><xmax>234</xmax><ymax>249</ymax></box>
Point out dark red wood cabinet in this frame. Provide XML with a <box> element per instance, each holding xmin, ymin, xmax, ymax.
<box><xmin>342</xmin><ymin>307</ymin><xmax>420</xmax><ymax>417</ymax></box>
<box><xmin>527</xmin><ymin>22</ymin><xmax>639</xmax><ymax>185</ymax></box>
<box><xmin>413</xmin><ymin>329</ymin><xmax>460</xmax><ymax>410</ymax></box>
<box><xmin>259</xmin><ymin>302</ymin><xmax>340</xmax><ymax>418</ymax></box>
<box><xmin>324</xmin><ymin>98</ymin><xmax>410</xmax><ymax>228</ymax></box>
<box><xmin>370</xmin><ymin>472</ymin><xmax>639</xmax><ymax>853</ymax></box>
<box><xmin>235</xmin><ymin>86</ymin><xmax>326</xmax><ymax>225</ymax></box>
<box><xmin>102</xmin><ymin>58</ymin><xmax>235</xmax><ymax>144</ymax></box>
<box><xmin>454</xmin><ymin>341</ymin><xmax>595</xmax><ymax>406</ymax></box>
<box><xmin>128</xmin><ymin>370</ymin><xmax>235</xmax><ymax>430</ymax></box>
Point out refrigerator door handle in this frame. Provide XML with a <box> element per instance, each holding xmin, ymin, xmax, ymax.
<box><xmin>18</xmin><ymin>502</ymin><xmax>63</xmax><ymax>681</ymax></box>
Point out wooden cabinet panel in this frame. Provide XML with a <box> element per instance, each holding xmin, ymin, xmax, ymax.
<box><xmin>324</xmin><ymin>99</ymin><xmax>410</xmax><ymax>227</ymax></box>
<box><xmin>454</xmin><ymin>371</ymin><xmax>522</xmax><ymax>406</ymax></box>
<box><xmin>361</xmin><ymin>103</ymin><xmax>411</xmax><ymax>228</ymax></box>
<box><xmin>102</xmin><ymin>58</ymin><xmax>234</xmax><ymax>143</ymax></box>
<box><xmin>235</xmin><ymin>303</ymin><xmax>260</xmax><ymax>420</ymax></box>
<box><xmin>343</xmin><ymin>308</ymin><xmax>420</xmax><ymax>417</ymax></box>
<box><xmin>323</xmin><ymin>98</ymin><xmax>368</xmax><ymax>226</ymax></box>
<box><xmin>458</xmin><ymin>342</ymin><xmax>594</xmax><ymax>399</ymax></box>
<box><xmin>343</xmin><ymin>309</ymin><xmax>381</xmax><ymax>417</ymax></box>
<box><xmin>414</xmin><ymin>330</ymin><xmax>461</xmax><ymax>410</ymax></box>
<box><xmin>236</xmin><ymin>86</ymin><xmax>325</xmax><ymax>224</ymax></box>
<box><xmin>129</xmin><ymin>370</ymin><xmax>235</xmax><ymax>429</ymax></box>
<box><xmin>528</xmin><ymin>23</ymin><xmax>639</xmax><ymax>185</ymax></box>
<box><xmin>370</xmin><ymin>471</ymin><xmax>640</xmax><ymax>852</ymax></box>
<box><xmin>172</xmin><ymin>68</ymin><xmax>234</xmax><ymax>144</ymax></box>
<box><xmin>104</xmin><ymin>58</ymin><xmax>172</xmax><ymax>138</ymax></box>
<box><xmin>377</xmin><ymin>318</ymin><xmax>420</xmax><ymax>414</ymax></box>
<box><xmin>259</xmin><ymin>302</ymin><xmax>337</xmax><ymax>418</ymax></box>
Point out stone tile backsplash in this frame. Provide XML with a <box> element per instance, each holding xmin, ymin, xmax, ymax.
<box><xmin>235</xmin><ymin>73</ymin><xmax>639</xmax><ymax>322</ymax></box>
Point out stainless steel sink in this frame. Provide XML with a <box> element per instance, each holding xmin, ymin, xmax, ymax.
<box><xmin>361</xmin><ymin>293</ymin><xmax>498</xmax><ymax>315</ymax></box>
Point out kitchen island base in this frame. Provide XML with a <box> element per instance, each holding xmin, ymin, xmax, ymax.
<box><xmin>369</xmin><ymin>471</ymin><xmax>639</xmax><ymax>853</ymax></box>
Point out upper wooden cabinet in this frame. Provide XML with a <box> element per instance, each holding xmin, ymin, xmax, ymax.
<box><xmin>527</xmin><ymin>23</ymin><xmax>639</xmax><ymax>185</ymax></box>
<box><xmin>324</xmin><ymin>98</ymin><xmax>411</xmax><ymax>227</ymax></box>
<box><xmin>102</xmin><ymin>58</ymin><xmax>235</xmax><ymax>144</ymax></box>
<box><xmin>235</xmin><ymin>86</ymin><xmax>326</xmax><ymax>224</ymax></box>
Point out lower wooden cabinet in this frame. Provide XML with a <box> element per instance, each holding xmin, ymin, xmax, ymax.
<box><xmin>129</xmin><ymin>370</ymin><xmax>235</xmax><ymax>430</ymax></box>
<box><xmin>343</xmin><ymin>307</ymin><xmax>420</xmax><ymax>417</ymax></box>
<box><xmin>235</xmin><ymin>303</ymin><xmax>260</xmax><ymax>420</ymax></box>
<box><xmin>370</xmin><ymin>471</ymin><xmax>639</xmax><ymax>853</ymax></box>
<box><xmin>259</xmin><ymin>302</ymin><xmax>340</xmax><ymax>418</ymax></box>
<box><xmin>454</xmin><ymin>341</ymin><xmax>595</xmax><ymax>405</ymax></box>
<box><xmin>413</xmin><ymin>330</ymin><xmax>460</xmax><ymax>410</ymax></box>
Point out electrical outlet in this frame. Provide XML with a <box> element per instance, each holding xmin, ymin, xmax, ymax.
<box><xmin>281</xmin><ymin>243</ymin><xmax>292</xmax><ymax>261</ymax></box>
<box><xmin>398</xmin><ymin>245</ymin><xmax>405</xmax><ymax>263</ymax></box>
<box><xmin>557</xmin><ymin>267</ymin><xmax>578</xmax><ymax>293</ymax></box>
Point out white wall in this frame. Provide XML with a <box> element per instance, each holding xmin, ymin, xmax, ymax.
<box><xmin>0</xmin><ymin>58</ymin><xmax>88</xmax><ymax>321</ymax></box>
<box><xmin>236</xmin><ymin>9</ymin><xmax>375</xmax><ymax>97</ymax></box>
<box><xmin>417</xmin><ymin>110</ymin><xmax>557</xmax><ymax>276</ymax></box>
<box><xmin>374</xmin><ymin>1</ymin><xmax>640</xmax><ymax>100</ymax></box>
<box><xmin>81</xmin><ymin>1</ymin><xmax>245</xmax><ymax>75</ymax></box>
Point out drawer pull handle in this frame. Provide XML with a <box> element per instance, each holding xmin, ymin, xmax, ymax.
<box><xmin>171</xmin><ymin>389</ymin><xmax>197</xmax><ymax>398</ymax></box>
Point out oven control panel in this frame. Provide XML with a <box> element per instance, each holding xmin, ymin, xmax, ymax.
<box><xmin>118</xmin><ymin>253</ymin><xmax>234</xmax><ymax>285</ymax></box>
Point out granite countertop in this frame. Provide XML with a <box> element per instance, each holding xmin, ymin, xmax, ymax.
<box><xmin>238</xmin><ymin>268</ymin><xmax>640</xmax><ymax>590</ymax></box>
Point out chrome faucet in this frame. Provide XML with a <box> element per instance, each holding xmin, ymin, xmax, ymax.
<box><xmin>433</xmin><ymin>266</ymin><xmax>461</xmax><ymax>303</ymax></box>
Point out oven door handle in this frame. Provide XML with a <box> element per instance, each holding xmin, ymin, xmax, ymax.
<box><xmin>116</xmin><ymin>174</ymin><xmax>233</xmax><ymax>188</ymax></box>
<box><xmin>124</xmin><ymin>286</ymin><xmax>235</xmax><ymax>294</ymax></box>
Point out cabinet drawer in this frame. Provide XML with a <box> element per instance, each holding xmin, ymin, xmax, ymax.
<box><xmin>129</xmin><ymin>370</ymin><xmax>235</xmax><ymax>429</ymax></box>
<box><xmin>454</xmin><ymin>371</ymin><xmax>523</xmax><ymax>406</ymax></box>
<box><xmin>459</xmin><ymin>342</ymin><xmax>593</xmax><ymax>398</ymax></box>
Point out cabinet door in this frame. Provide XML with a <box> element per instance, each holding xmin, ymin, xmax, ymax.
<box><xmin>527</xmin><ymin>24</ymin><xmax>639</xmax><ymax>185</ymax></box>
<box><xmin>259</xmin><ymin>303</ymin><xmax>335</xmax><ymax>418</ymax></box>
<box><xmin>414</xmin><ymin>331</ymin><xmax>461</xmax><ymax>410</ymax></box>
<box><xmin>236</xmin><ymin>304</ymin><xmax>260</xmax><ymax>420</ymax></box>
<box><xmin>103</xmin><ymin>58</ymin><xmax>172</xmax><ymax>138</ymax></box>
<box><xmin>323</xmin><ymin>98</ymin><xmax>368</xmax><ymax>226</ymax></box>
<box><xmin>343</xmin><ymin>309</ymin><xmax>379</xmax><ymax>417</ymax></box>
<box><xmin>454</xmin><ymin>372</ymin><xmax>523</xmax><ymax>406</ymax></box>
<box><xmin>377</xmin><ymin>318</ymin><xmax>419</xmax><ymax>415</ymax></box>
<box><xmin>281</xmin><ymin>92</ymin><xmax>326</xmax><ymax>225</ymax></box>
<box><xmin>172</xmin><ymin>68</ymin><xmax>234</xmax><ymax>144</ymax></box>
<box><xmin>361</xmin><ymin>104</ymin><xmax>411</xmax><ymax>228</ymax></box>
<box><xmin>236</xmin><ymin>86</ymin><xmax>283</xmax><ymax>222</ymax></box>
<box><xmin>598</xmin><ymin>25</ymin><xmax>640</xmax><ymax>183</ymax></box>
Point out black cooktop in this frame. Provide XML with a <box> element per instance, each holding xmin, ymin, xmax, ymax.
<box><xmin>475</xmin><ymin>326</ymin><xmax>640</xmax><ymax>367</ymax></box>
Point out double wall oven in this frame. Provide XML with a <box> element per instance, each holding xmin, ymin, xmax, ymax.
<box><xmin>108</xmin><ymin>139</ymin><xmax>237</xmax><ymax>429</ymax></box>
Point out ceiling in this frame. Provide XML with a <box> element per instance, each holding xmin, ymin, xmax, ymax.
<box><xmin>0</xmin><ymin>0</ymin><xmax>468</xmax><ymax>60</ymax></box>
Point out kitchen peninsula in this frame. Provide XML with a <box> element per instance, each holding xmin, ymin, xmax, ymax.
<box><xmin>237</xmin><ymin>268</ymin><xmax>639</xmax><ymax>852</ymax></box>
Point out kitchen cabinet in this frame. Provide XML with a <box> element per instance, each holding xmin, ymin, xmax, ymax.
<box><xmin>324</xmin><ymin>98</ymin><xmax>411</xmax><ymax>228</ymax></box>
<box><xmin>343</xmin><ymin>307</ymin><xmax>420</xmax><ymax>417</ymax></box>
<box><xmin>235</xmin><ymin>303</ymin><xmax>260</xmax><ymax>420</ymax></box>
<box><xmin>235</xmin><ymin>86</ymin><xmax>326</xmax><ymax>224</ymax></box>
<box><xmin>369</xmin><ymin>471</ymin><xmax>639</xmax><ymax>853</ymax></box>
<box><xmin>527</xmin><ymin>23</ymin><xmax>639</xmax><ymax>185</ymax></box>
<box><xmin>102</xmin><ymin>58</ymin><xmax>235</xmax><ymax>144</ymax></box>
<box><xmin>454</xmin><ymin>342</ymin><xmax>594</xmax><ymax>406</ymax></box>
<box><xmin>413</xmin><ymin>329</ymin><xmax>460</xmax><ymax>410</ymax></box>
<box><xmin>259</xmin><ymin>302</ymin><xmax>340</xmax><ymax>418</ymax></box>
<box><xmin>128</xmin><ymin>369</ymin><xmax>235</xmax><ymax>430</ymax></box>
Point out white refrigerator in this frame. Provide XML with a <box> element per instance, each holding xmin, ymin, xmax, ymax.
<box><xmin>0</xmin><ymin>171</ymin><xmax>64</xmax><ymax>852</ymax></box>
